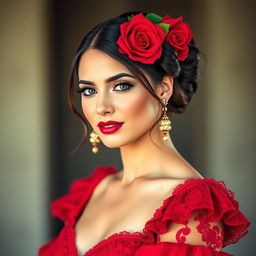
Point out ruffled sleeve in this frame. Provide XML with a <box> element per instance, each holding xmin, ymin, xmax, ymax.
<box><xmin>135</xmin><ymin>242</ymin><xmax>233</xmax><ymax>256</ymax></box>
<box><xmin>38</xmin><ymin>165</ymin><xmax>118</xmax><ymax>256</ymax></box>
<box><xmin>38</xmin><ymin>175</ymin><xmax>93</xmax><ymax>256</ymax></box>
<box><xmin>50</xmin><ymin>174</ymin><xmax>93</xmax><ymax>223</ymax></box>
<box><xmin>144</xmin><ymin>179</ymin><xmax>250</xmax><ymax>248</ymax></box>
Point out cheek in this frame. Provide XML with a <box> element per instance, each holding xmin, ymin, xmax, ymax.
<box><xmin>80</xmin><ymin>89</ymin><xmax>159</xmax><ymax>127</ymax></box>
<box><xmin>120</xmin><ymin>92</ymin><xmax>158</xmax><ymax>120</ymax></box>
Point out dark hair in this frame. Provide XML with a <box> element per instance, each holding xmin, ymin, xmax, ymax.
<box><xmin>67</xmin><ymin>11</ymin><xmax>200</xmax><ymax>152</ymax></box>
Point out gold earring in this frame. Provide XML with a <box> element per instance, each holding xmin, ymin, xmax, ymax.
<box><xmin>159</xmin><ymin>98</ymin><xmax>172</xmax><ymax>141</ymax></box>
<box><xmin>89</xmin><ymin>130</ymin><xmax>100</xmax><ymax>153</ymax></box>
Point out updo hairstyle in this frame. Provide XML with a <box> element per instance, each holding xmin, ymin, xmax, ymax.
<box><xmin>67</xmin><ymin>11</ymin><xmax>200</xmax><ymax>151</ymax></box>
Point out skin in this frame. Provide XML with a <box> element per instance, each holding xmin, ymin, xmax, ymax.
<box><xmin>75</xmin><ymin>48</ymin><xmax>204</xmax><ymax>254</ymax></box>
<box><xmin>78</xmin><ymin>48</ymin><xmax>202</xmax><ymax>186</ymax></box>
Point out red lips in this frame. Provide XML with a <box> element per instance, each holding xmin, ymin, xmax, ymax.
<box><xmin>97</xmin><ymin>120</ymin><xmax>123</xmax><ymax>127</ymax></box>
<box><xmin>97</xmin><ymin>120</ymin><xmax>124</xmax><ymax>134</ymax></box>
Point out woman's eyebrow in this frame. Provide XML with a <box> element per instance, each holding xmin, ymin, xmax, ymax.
<box><xmin>79</xmin><ymin>72</ymin><xmax>135</xmax><ymax>85</ymax></box>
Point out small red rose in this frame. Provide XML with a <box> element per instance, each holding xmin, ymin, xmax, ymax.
<box><xmin>162</xmin><ymin>15</ymin><xmax>193</xmax><ymax>61</ymax></box>
<box><xmin>117</xmin><ymin>13</ymin><xmax>166</xmax><ymax>64</ymax></box>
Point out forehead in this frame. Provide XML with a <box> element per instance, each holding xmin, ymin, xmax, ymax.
<box><xmin>78</xmin><ymin>48</ymin><xmax>131</xmax><ymax>79</ymax></box>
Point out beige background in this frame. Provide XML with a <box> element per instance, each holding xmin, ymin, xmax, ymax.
<box><xmin>0</xmin><ymin>0</ymin><xmax>255</xmax><ymax>255</ymax></box>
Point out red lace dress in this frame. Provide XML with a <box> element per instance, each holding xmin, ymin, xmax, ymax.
<box><xmin>38</xmin><ymin>165</ymin><xmax>250</xmax><ymax>256</ymax></box>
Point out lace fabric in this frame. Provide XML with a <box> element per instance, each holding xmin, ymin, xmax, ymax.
<box><xmin>144</xmin><ymin>178</ymin><xmax>250</xmax><ymax>247</ymax></box>
<box><xmin>38</xmin><ymin>165</ymin><xmax>250</xmax><ymax>256</ymax></box>
<box><xmin>195</xmin><ymin>211</ymin><xmax>224</xmax><ymax>250</ymax></box>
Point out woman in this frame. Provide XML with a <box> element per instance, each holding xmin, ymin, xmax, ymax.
<box><xmin>38</xmin><ymin>11</ymin><xmax>250</xmax><ymax>256</ymax></box>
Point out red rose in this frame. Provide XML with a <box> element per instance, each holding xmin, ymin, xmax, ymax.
<box><xmin>162</xmin><ymin>16</ymin><xmax>193</xmax><ymax>61</ymax></box>
<box><xmin>117</xmin><ymin>13</ymin><xmax>166</xmax><ymax>64</ymax></box>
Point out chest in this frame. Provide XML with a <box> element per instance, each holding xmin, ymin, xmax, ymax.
<box><xmin>74</xmin><ymin>180</ymin><xmax>178</xmax><ymax>255</ymax></box>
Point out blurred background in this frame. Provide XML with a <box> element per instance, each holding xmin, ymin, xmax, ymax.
<box><xmin>1</xmin><ymin>0</ymin><xmax>255</xmax><ymax>255</ymax></box>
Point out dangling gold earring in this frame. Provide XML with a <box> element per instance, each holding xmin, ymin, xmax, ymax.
<box><xmin>89</xmin><ymin>130</ymin><xmax>100</xmax><ymax>153</ymax></box>
<box><xmin>159</xmin><ymin>98</ymin><xmax>172</xmax><ymax>141</ymax></box>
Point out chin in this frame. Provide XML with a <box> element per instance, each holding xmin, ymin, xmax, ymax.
<box><xmin>101</xmin><ymin>133</ymin><xmax>146</xmax><ymax>149</ymax></box>
<box><xmin>100</xmin><ymin>138</ymin><xmax>125</xmax><ymax>149</ymax></box>
<box><xmin>99</xmin><ymin>134</ymin><xmax>134</xmax><ymax>147</ymax></box>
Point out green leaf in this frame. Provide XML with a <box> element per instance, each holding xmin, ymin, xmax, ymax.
<box><xmin>128</xmin><ymin>15</ymin><xmax>134</xmax><ymax>21</ymax></box>
<box><xmin>157</xmin><ymin>23</ymin><xmax>170</xmax><ymax>34</ymax></box>
<box><xmin>145</xmin><ymin>13</ymin><xmax>162</xmax><ymax>24</ymax></box>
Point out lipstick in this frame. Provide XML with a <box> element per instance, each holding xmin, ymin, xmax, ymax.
<box><xmin>97</xmin><ymin>120</ymin><xmax>124</xmax><ymax>134</ymax></box>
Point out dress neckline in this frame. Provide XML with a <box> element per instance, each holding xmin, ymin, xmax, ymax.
<box><xmin>71</xmin><ymin>165</ymin><xmax>219</xmax><ymax>256</ymax></box>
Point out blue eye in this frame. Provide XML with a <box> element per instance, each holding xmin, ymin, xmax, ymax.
<box><xmin>114</xmin><ymin>82</ymin><xmax>133</xmax><ymax>91</ymax></box>
<box><xmin>76</xmin><ymin>87</ymin><xmax>96</xmax><ymax>96</ymax></box>
<box><xmin>76</xmin><ymin>82</ymin><xmax>133</xmax><ymax>97</ymax></box>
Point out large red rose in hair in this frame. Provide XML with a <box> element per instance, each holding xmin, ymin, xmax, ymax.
<box><xmin>117</xmin><ymin>13</ymin><xmax>166</xmax><ymax>64</ymax></box>
<box><xmin>162</xmin><ymin>15</ymin><xmax>193</xmax><ymax>61</ymax></box>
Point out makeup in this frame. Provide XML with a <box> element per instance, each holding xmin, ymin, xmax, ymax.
<box><xmin>97</xmin><ymin>121</ymin><xmax>124</xmax><ymax>134</ymax></box>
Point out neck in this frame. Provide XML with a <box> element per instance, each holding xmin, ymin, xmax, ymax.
<box><xmin>118</xmin><ymin>124</ymin><xmax>180</xmax><ymax>186</ymax></box>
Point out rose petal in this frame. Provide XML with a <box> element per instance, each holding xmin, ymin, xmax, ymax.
<box><xmin>161</xmin><ymin>15</ymin><xmax>183</xmax><ymax>27</ymax></box>
<box><xmin>177</xmin><ymin>47</ymin><xmax>189</xmax><ymax>61</ymax></box>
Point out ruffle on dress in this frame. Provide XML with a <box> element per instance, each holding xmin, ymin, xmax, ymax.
<box><xmin>38</xmin><ymin>166</ymin><xmax>250</xmax><ymax>256</ymax></box>
<box><xmin>144</xmin><ymin>178</ymin><xmax>250</xmax><ymax>247</ymax></box>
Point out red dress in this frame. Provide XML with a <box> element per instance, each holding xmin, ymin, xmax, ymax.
<box><xmin>38</xmin><ymin>165</ymin><xmax>250</xmax><ymax>256</ymax></box>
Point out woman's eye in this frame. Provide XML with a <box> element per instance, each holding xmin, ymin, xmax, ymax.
<box><xmin>113</xmin><ymin>82</ymin><xmax>133</xmax><ymax>91</ymax></box>
<box><xmin>76</xmin><ymin>87</ymin><xmax>96</xmax><ymax>96</ymax></box>
<box><xmin>84</xmin><ymin>88</ymin><xmax>96</xmax><ymax>96</ymax></box>
<box><xmin>76</xmin><ymin>82</ymin><xmax>133</xmax><ymax>97</ymax></box>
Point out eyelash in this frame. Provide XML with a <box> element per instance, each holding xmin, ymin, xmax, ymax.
<box><xmin>76</xmin><ymin>82</ymin><xmax>134</xmax><ymax>97</ymax></box>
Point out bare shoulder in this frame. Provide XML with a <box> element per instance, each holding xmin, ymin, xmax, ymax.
<box><xmin>165</xmin><ymin>167</ymin><xmax>203</xmax><ymax>188</ymax></box>
<box><xmin>96</xmin><ymin>164</ymin><xmax>204</xmax><ymax>200</ymax></box>
<box><xmin>137</xmin><ymin>167</ymin><xmax>203</xmax><ymax>198</ymax></box>
<box><xmin>91</xmin><ymin>172</ymin><xmax>120</xmax><ymax>198</ymax></box>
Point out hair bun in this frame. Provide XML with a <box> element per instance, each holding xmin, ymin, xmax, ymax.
<box><xmin>168</xmin><ymin>39</ymin><xmax>200</xmax><ymax>113</ymax></box>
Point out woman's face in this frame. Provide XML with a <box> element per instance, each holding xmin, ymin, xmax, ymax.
<box><xmin>78</xmin><ymin>48</ymin><xmax>162</xmax><ymax>148</ymax></box>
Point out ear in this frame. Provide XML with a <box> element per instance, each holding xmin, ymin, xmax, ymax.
<box><xmin>155</xmin><ymin>75</ymin><xmax>174</xmax><ymax>101</ymax></box>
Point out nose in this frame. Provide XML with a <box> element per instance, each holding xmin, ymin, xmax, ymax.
<box><xmin>95</xmin><ymin>93</ymin><xmax>114</xmax><ymax>116</ymax></box>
